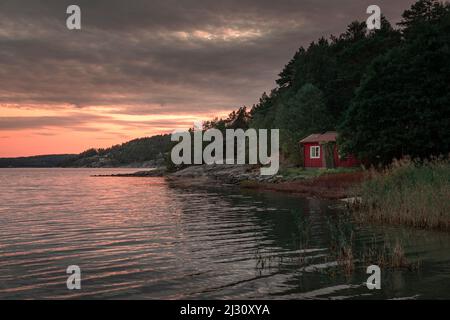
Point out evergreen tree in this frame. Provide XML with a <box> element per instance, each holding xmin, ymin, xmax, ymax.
<box><xmin>339</xmin><ymin>1</ymin><xmax>450</xmax><ymax>164</ymax></box>
<box><xmin>275</xmin><ymin>84</ymin><xmax>333</xmax><ymax>164</ymax></box>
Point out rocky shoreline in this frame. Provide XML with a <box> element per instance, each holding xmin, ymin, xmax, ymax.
<box><xmin>93</xmin><ymin>164</ymin><xmax>282</xmax><ymax>182</ymax></box>
<box><xmin>93</xmin><ymin>164</ymin><xmax>364</xmax><ymax>200</ymax></box>
<box><xmin>92</xmin><ymin>167</ymin><xmax>166</xmax><ymax>177</ymax></box>
<box><xmin>168</xmin><ymin>164</ymin><xmax>285</xmax><ymax>183</ymax></box>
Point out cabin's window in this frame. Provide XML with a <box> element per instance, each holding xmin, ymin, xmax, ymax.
<box><xmin>310</xmin><ymin>146</ymin><xmax>320</xmax><ymax>159</ymax></box>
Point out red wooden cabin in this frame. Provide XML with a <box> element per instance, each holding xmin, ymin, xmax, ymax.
<box><xmin>299</xmin><ymin>131</ymin><xmax>360</xmax><ymax>168</ymax></box>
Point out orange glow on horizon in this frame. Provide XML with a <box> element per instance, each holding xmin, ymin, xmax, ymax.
<box><xmin>0</xmin><ymin>105</ymin><xmax>231</xmax><ymax>157</ymax></box>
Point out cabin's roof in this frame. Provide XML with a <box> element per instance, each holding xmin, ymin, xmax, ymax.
<box><xmin>299</xmin><ymin>131</ymin><xmax>337</xmax><ymax>143</ymax></box>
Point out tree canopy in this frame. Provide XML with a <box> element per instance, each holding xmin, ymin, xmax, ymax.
<box><xmin>339</xmin><ymin>0</ymin><xmax>450</xmax><ymax>164</ymax></box>
<box><xmin>246</xmin><ymin>0</ymin><xmax>449</xmax><ymax>166</ymax></box>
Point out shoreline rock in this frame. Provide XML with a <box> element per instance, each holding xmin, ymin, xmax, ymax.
<box><xmin>92</xmin><ymin>168</ymin><xmax>166</xmax><ymax>177</ymax></box>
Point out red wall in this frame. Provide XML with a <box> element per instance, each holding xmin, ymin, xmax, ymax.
<box><xmin>303</xmin><ymin>143</ymin><xmax>324</xmax><ymax>168</ymax></box>
<box><xmin>303</xmin><ymin>143</ymin><xmax>360</xmax><ymax>168</ymax></box>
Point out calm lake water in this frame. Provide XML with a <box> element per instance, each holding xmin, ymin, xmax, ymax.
<box><xmin>0</xmin><ymin>168</ymin><xmax>449</xmax><ymax>299</ymax></box>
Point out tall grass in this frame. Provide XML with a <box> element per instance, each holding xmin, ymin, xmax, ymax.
<box><xmin>326</xmin><ymin>214</ymin><xmax>414</xmax><ymax>274</ymax></box>
<box><xmin>353</xmin><ymin>158</ymin><xmax>450</xmax><ymax>231</ymax></box>
<box><xmin>326</xmin><ymin>214</ymin><xmax>355</xmax><ymax>274</ymax></box>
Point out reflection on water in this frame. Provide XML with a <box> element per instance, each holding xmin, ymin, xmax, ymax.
<box><xmin>0</xmin><ymin>168</ymin><xmax>449</xmax><ymax>299</ymax></box>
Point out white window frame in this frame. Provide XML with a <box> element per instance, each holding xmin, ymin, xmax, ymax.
<box><xmin>310</xmin><ymin>146</ymin><xmax>320</xmax><ymax>159</ymax></box>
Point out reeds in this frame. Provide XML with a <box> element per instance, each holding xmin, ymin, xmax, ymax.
<box><xmin>326</xmin><ymin>214</ymin><xmax>416</xmax><ymax>274</ymax></box>
<box><xmin>360</xmin><ymin>237</ymin><xmax>415</xmax><ymax>270</ymax></box>
<box><xmin>352</xmin><ymin>157</ymin><xmax>450</xmax><ymax>231</ymax></box>
<box><xmin>254</xmin><ymin>211</ymin><xmax>418</xmax><ymax>276</ymax></box>
<box><xmin>326</xmin><ymin>214</ymin><xmax>355</xmax><ymax>274</ymax></box>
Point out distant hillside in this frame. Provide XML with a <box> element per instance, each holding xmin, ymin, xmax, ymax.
<box><xmin>0</xmin><ymin>134</ymin><xmax>173</xmax><ymax>168</ymax></box>
<box><xmin>61</xmin><ymin>134</ymin><xmax>172</xmax><ymax>167</ymax></box>
<box><xmin>0</xmin><ymin>154</ymin><xmax>76</xmax><ymax>168</ymax></box>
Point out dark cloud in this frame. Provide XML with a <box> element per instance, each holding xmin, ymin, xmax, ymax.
<box><xmin>0</xmin><ymin>114</ymin><xmax>108</xmax><ymax>130</ymax></box>
<box><xmin>0</xmin><ymin>113</ymin><xmax>199</xmax><ymax>131</ymax></box>
<box><xmin>0</xmin><ymin>0</ymin><xmax>416</xmax><ymax>117</ymax></box>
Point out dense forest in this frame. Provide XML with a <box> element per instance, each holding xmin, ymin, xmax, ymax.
<box><xmin>60</xmin><ymin>134</ymin><xmax>172</xmax><ymax>167</ymax></box>
<box><xmin>208</xmin><ymin>0</ymin><xmax>450</xmax><ymax>166</ymax></box>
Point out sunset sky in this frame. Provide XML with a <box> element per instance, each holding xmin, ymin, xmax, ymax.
<box><xmin>0</xmin><ymin>0</ymin><xmax>415</xmax><ymax>157</ymax></box>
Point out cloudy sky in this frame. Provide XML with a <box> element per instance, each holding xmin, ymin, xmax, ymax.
<box><xmin>0</xmin><ymin>0</ymin><xmax>415</xmax><ymax>156</ymax></box>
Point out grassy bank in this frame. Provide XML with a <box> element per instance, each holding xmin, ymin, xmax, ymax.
<box><xmin>353</xmin><ymin>158</ymin><xmax>450</xmax><ymax>231</ymax></box>
<box><xmin>279</xmin><ymin>167</ymin><xmax>361</xmax><ymax>179</ymax></box>
<box><xmin>241</xmin><ymin>170</ymin><xmax>365</xmax><ymax>199</ymax></box>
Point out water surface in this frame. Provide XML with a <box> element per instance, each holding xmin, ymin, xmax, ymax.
<box><xmin>0</xmin><ymin>168</ymin><xmax>449</xmax><ymax>299</ymax></box>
